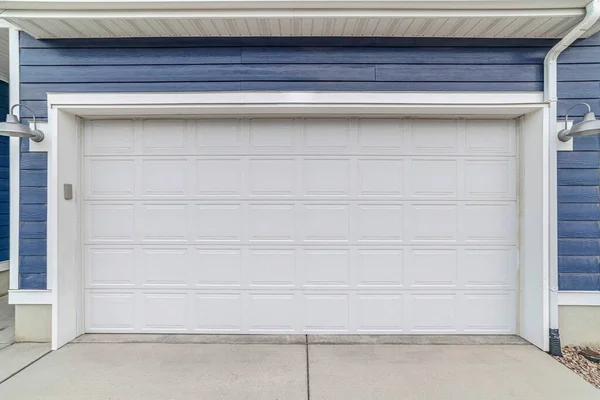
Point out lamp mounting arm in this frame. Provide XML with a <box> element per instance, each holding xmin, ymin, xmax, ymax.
<box><xmin>10</xmin><ymin>103</ymin><xmax>38</xmax><ymax>131</ymax></box>
<box><xmin>563</xmin><ymin>103</ymin><xmax>593</xmax><ymax>128</ymax></box>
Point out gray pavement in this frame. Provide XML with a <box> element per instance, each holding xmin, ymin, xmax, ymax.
<box><xmin>0</xmin><ymin>341</ymin><xmax>597</xmax><ymax>400</ymax></box>
<box><xmin>0</xmin><ymin>295</ymin><xmax>14</xmax><ymax>345</ymax></box>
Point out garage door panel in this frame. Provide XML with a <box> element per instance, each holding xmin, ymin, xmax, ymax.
<box><xmin>139</xmin><ymin>204</ymin><xmax>189</xmax><ymax>243</ymax></box>
<box><xmin>195</xmin><ymin>158</ymin><xmax>243</xmax><ymax>197</ymax></box>
<box><xmin>461</xmin><ymin>292</ymin><xmax>516</xmax><ymax>333</ymax></box>
<box><xmin>409</xmin><ymin>159</ymin><xmax>459</xmax><ymax>199</ymax></box>
<box><xmin>141</xmin><ymin>159</ymin><xmax>189</xmax><ymax>197</ymax></box>
<box><xmin>194</xmin><ymin>204</ymin><xmax>243</xmax><ymax>243</ymax></box>
<box><xmin>245</xmin><ymin>249</ymin><xmax>296</xmax><ymax>288</ymax></box>
<box><xmin>406</xmin><ymin>249</ymin><xmax>459</xmax><ymax>288</ymax></box>
<box><xmin>354</xmin><ymin>293</ymin><xmax>404</xmax><ymax>333</ymax></box>
<box><xmin>85</xmin><ymin>158</ymin><xmax>136</xmax><ymax>199</ymax></box>
<box><xmin>85</xmin><ymin>119</ymin><xmax>135</xmax><ymax>155</ymax></box>
<box><xmin>407</xmin><ymin>293</ymin><xmax>459</xmax><ymax>333</ymax></box>
<box><xmin>85</xmin><ymin>204</ymin><xmax>135</xmax><ymax>243</ymax></box>
<box><xmin>355</xmin><ymin>249</ymin><xmax>404</xmax><ymax>288</ymax></box>
<box><xmin>248</xmin><ymin>158</ymin><xmax>296</xmax><ymax>197</ymax></box>
<box><xmin>464</xmin><ymin>159</ymin><xmax>516</xmax><ymax>200</ymax></box>
<box><xmin>356</xmin><ymin>204</ymin><xmax>404</xmax><ymax>243</ymax></box>
<box><xmin>461</xmin><ymin>248</ymin><xmax>517</xmax><ymax>288</ymax></box>
<box><xmin>85</xmin><ymin>247</ymin><xmax>136</xmax><ymax>288</ymax></box>
<box><xmin>193</xmin><ymin>293</ymin><xmax>243</xmax><ymax>333</ymax></box>
<box><xmin>193</xmin><ymin>249</ymin><xmax>242</xmax><ymax>288</ymax></box>
<box><xmin>84</xmin><ymin>117</ymin><xmax>518</xmax><ymax>335</ymax></box>
<box><xmin>300</xmin><ymin>249</ymin><xmax>350</xmax><ymax>288</ymax></box>
<box><xmin>465</xmin><ymin>119</ymin><xmax>516</xmax><ymax>156</ymax></box>
<box><xmin>248</xmin><ymin>204</ymin><xmax>296</xmax><ymax>242</ymax></box>
<box><xmin>356</xmin><ymin>159</ymin><xmax>404</xmax><ymax>198</ymax></box>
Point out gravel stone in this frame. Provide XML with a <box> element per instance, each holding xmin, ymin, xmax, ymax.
<box><xmin>554</xmin><ymin>347</ymin><xmax>600</xmax><ymax>390</ymax></box>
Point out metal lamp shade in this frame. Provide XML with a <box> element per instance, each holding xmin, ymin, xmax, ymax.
<box><xmin>0</xmin><ymin>113</ymin><xmax>44</xmax><ymax>142</ymax></box>
<box><xmin>568</xmin><ymin>111</ymin><xmax>600</xmax><ymax>137</ymax></box>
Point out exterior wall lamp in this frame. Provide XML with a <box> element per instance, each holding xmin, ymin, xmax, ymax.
<box><xmin>0</xmin><ymin>104</ymin><xmax>45</xmax><ymax>142</ymax></box>
<box><xmin>558</xmin><ymin>102</ymin><xmax>600</xmax><ymax>142</ymax></box>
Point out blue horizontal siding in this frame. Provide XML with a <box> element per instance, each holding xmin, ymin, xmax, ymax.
<box><xmin>0</xmin><ymin>82</ymin><xmax>8</xmax><ymax>263</ymax></box>
<box><xmin>15</xmin><ymin>32</ymin><xmax>600</xmax><ymax>291</ymax></box>
<box><xmin>558</xmin><ymin>34</ymin><xmax>600</xmax><ymax>290</ymax></box>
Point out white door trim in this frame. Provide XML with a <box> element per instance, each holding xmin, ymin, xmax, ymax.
<box><xmin>16</xmin><ymin>91</ymin><xmax>551</xmax><ymax>350</ymax></box>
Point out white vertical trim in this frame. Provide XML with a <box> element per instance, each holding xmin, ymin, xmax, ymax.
<box><xmin>8</xmin><ymin>28</ymin><xmax>19</xmax><ymax>290</ymax></box>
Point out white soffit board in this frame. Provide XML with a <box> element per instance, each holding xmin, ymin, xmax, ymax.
<box><xmin>0</xmin><ymin>6</ymin><xmax>592</xmax><ymax>39</ymax></box>
<box><xmin>83</xmin><ymin>117</ymin><xmax>518</xmax><ymax>335</ymax></box>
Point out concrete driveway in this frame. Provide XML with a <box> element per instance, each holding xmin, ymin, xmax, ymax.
<box><xmin>0</xmin><ymin>340</ymin><xmax>597</xmax><ymax>400</ymax></box>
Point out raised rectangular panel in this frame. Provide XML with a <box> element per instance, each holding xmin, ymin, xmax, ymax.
<box><xmin>303</xmin><ymin>294</ymin><xmax>349</xmax><ymax>332</ymax></box>
<box><xmin>357</xmin><ymin>205</ymin><xmax>403</xmax><ymax>243</ymax></box>
<box><xmin>196</xmin><ymin>159</ymin><xmax>242</xmax><ymax>197</ymax></box>
<box><xmin>85</xmin><ymin>119</ymin><xmax>134</xmax><ymax>155</ymax></box>
<box><xmin>86</xmin><ymin>247</ymin><xmax>135</xmax><ymax>287</ymax></box>
<box><xmin>357</xmin><ymin>159</ymin><xmax>404</xmax><ymax>198</ymax></box>
<box><xmin>357</xmin><ymin>250</ymin><xmax>403</xmax><ymax>288</ymax></box>
<box><xmin>461</xmin><ymin>293</ymin><xmax>515</xmax><ymax>333</ymax></box>
<box><xmin>465</xmin><ymin>120</ymin><xmax>515</xmax><ymax>155</ymax></box>
<box><xmin>303</xmin><ymin>119</ymin><xmax>351</xmax><ymax>152</ymax></box>
<box><xmin>194</xmin><ymin>205</ymin><xmax>242</xmax><ymax>242</ymax></box>
<box><xmin>409</xmin><ymin>205</ymin><xmax>458</xmax><ymax>244</ymax></box>
<box><xmin>141</xmin><ymin>159</ymin><xmax>188</xmax><ymax>197</ymax></box>
<box><xmin>407</xmin><ymin>249</ymin><xmax>458</xmax><ymax>287</ymax></box>
<box><xmin>141</xmin><ymin>248</ymin><xmax>188</xmax><ymax>287</ymax></box>
<box><xmin>86</xmin><ymin>292</ymin><xmax>135</xmax><ymax>331</ymax></box>
<box><xmin>410</xmin><ymin>159</ymin><xmax>458</xmax><ymax>198</ymax></box>
<box><xmin>193</xmin><ymin>249</ymin><xmax>241</xmax><ymax>287</ymax></box>
<box><xmin>248</xmin><ymin>294</ymin><xmax>295</xmax><ymax>332</ymax></box>
<box><xmin>85</xmin><ymin>159</ymin><xmax>135</xmax><ymax>198</ymax></box>
<box><xmin>408</xmin><ymin>294</ymin><xmax>457</xmax><ymax>333</ymax></box>
<box><xmin>142</xmin><ymin>120</ymin><xmax>187</xmax><ymax>152</ymax></box>
<box><xmin>463</xmin><ymin>204</ymin><xmax>516</xmax><ymax>244</ymax></box>
<box><xmin>141</xmin><ymin>293</ymin><xmax>187</xmax><ymax>332</ymax></box>
<box><xmin>86</xmin><ymin>204</ymin><xmax>135</xmax><ymax>243</ymax></box>
<box><xmin>195</xmin><ymin>119</ymin><xmax>242</xmax><ymax>151</ymax></box>
<box><xmin>357</xmin><ymin>119</ymin><xmax>404</xmax><ymax>152</ymax></box>
<box><xmin>462</xmin><ymin>249</ymin><xmax>515</xmax><ymax>288</ymax></box>
<box><xmin>249</xmin><ymin>204</ymin><xmax>295</xmax><ymax>242</ymax></box>
<box><xmin>355</xmin><ymin>294</ymin><xmax>403</xmax><ymax>332</ymax></box>
<box><xmin>249</xmin><ymin>119</ymin><xmax>295</xmax><ymax>151</ymax></box>
<box><xmin>410</xmin><ymin>120</ymin><xmax>459</xmax><ymax>154</ymax></box>
<box><xmin>302</xmin><ymin>205</ymin><xmax>350</xmax><ymax>243</ymax></box>
<box><xmin>303</xmin><ymin>159</ymin><xmax>350</xmax><ymax>197</ymax></box>
<box><xmin>193</xmin><ymin>294</ymin><xmax>242</xmax><ymax>332</ymax></box>
<box><xmin>247</xmin><ymin>249</ymin><xmax>295</xmax><ymax>287</ymax></box>
<box><xmin>249</xmin><ymin>159</ymin><xmax>295</xmax><ymax>197</ymax></box>
<box><xmin>464</xmin><ymin>160</ymin><xmax>514</xmax><ymax>200</ymax></box>
<box><xmin>302</xmin><ymin>249</ymin><xmax>349</xmax><ymax>287</ymax></box>
<box><xmin>140</xmin><ymin>204</ymin><xmax>188</xmax><ymax>242</ymax></box>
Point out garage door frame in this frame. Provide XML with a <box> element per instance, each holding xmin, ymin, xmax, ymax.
<box><xmin>37</xmin><ymin>92</ymin><xmax>551</xmax><ymax>350</ymax></box>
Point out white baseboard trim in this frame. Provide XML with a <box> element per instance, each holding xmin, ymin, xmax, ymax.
<box><xmin>9</xmin><ymin>289</ymin><xmax>53</xmax><ymax>305</ymax></box>
<box><xmin>0</xmin><ymin>261</ymin><xmax>9</xmax><ymax>272</ymax></box>
<box><xmin>558</xmin><ymin>291</ymin><xmax>600</xmax><ymax>306</ymax></box>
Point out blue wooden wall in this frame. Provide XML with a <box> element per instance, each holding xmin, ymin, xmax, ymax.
<box><xmin>16</xmin><ymin>32</ymin><xmax>600</xmax><ymax>290</ymax></box>
<box><xmin>0</xmin><ymin>82</ymin><xmax>8</xmax><ymax>264</ymax></box>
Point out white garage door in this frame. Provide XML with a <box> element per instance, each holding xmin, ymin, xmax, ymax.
<box><xmin>84</xmin><ymin>117</ymin><xmax>517</xmax><ymax>334</ymax></box>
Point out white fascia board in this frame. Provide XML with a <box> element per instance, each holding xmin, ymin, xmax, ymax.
<box><xmin>9</xmin><ymin>289</ymin><xmax>53</xmax><ymax>305</ymax></box>
<box><xmin>0</xmin><ymin>1</ymin><xmax>589</xmax><ymax>11</ymax></box>
<box><xmin>0</xmin><ymin>8</ymin><xmax>585</xmax><ymax>19</ymax></box>
<box><xmin>47</xmin><ymin>91</ymin><xmax>545</xmax><ymax>107</ymax></box>
<box><xmin>559</xmin><ymin>292</ymin><xmax>600</xmax><ymax>306</ymax></box>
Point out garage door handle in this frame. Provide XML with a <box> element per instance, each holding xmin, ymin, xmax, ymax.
<box><xmin>64</xmin><ymin>184</ymin><xmax>73</xmax><ymax>200</ymax></box>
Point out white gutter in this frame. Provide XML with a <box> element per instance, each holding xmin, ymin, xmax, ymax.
<box><xmin>544</xmin><ymin>0</ymin><xmax>600</xmax><ymax>357</ymax></box>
